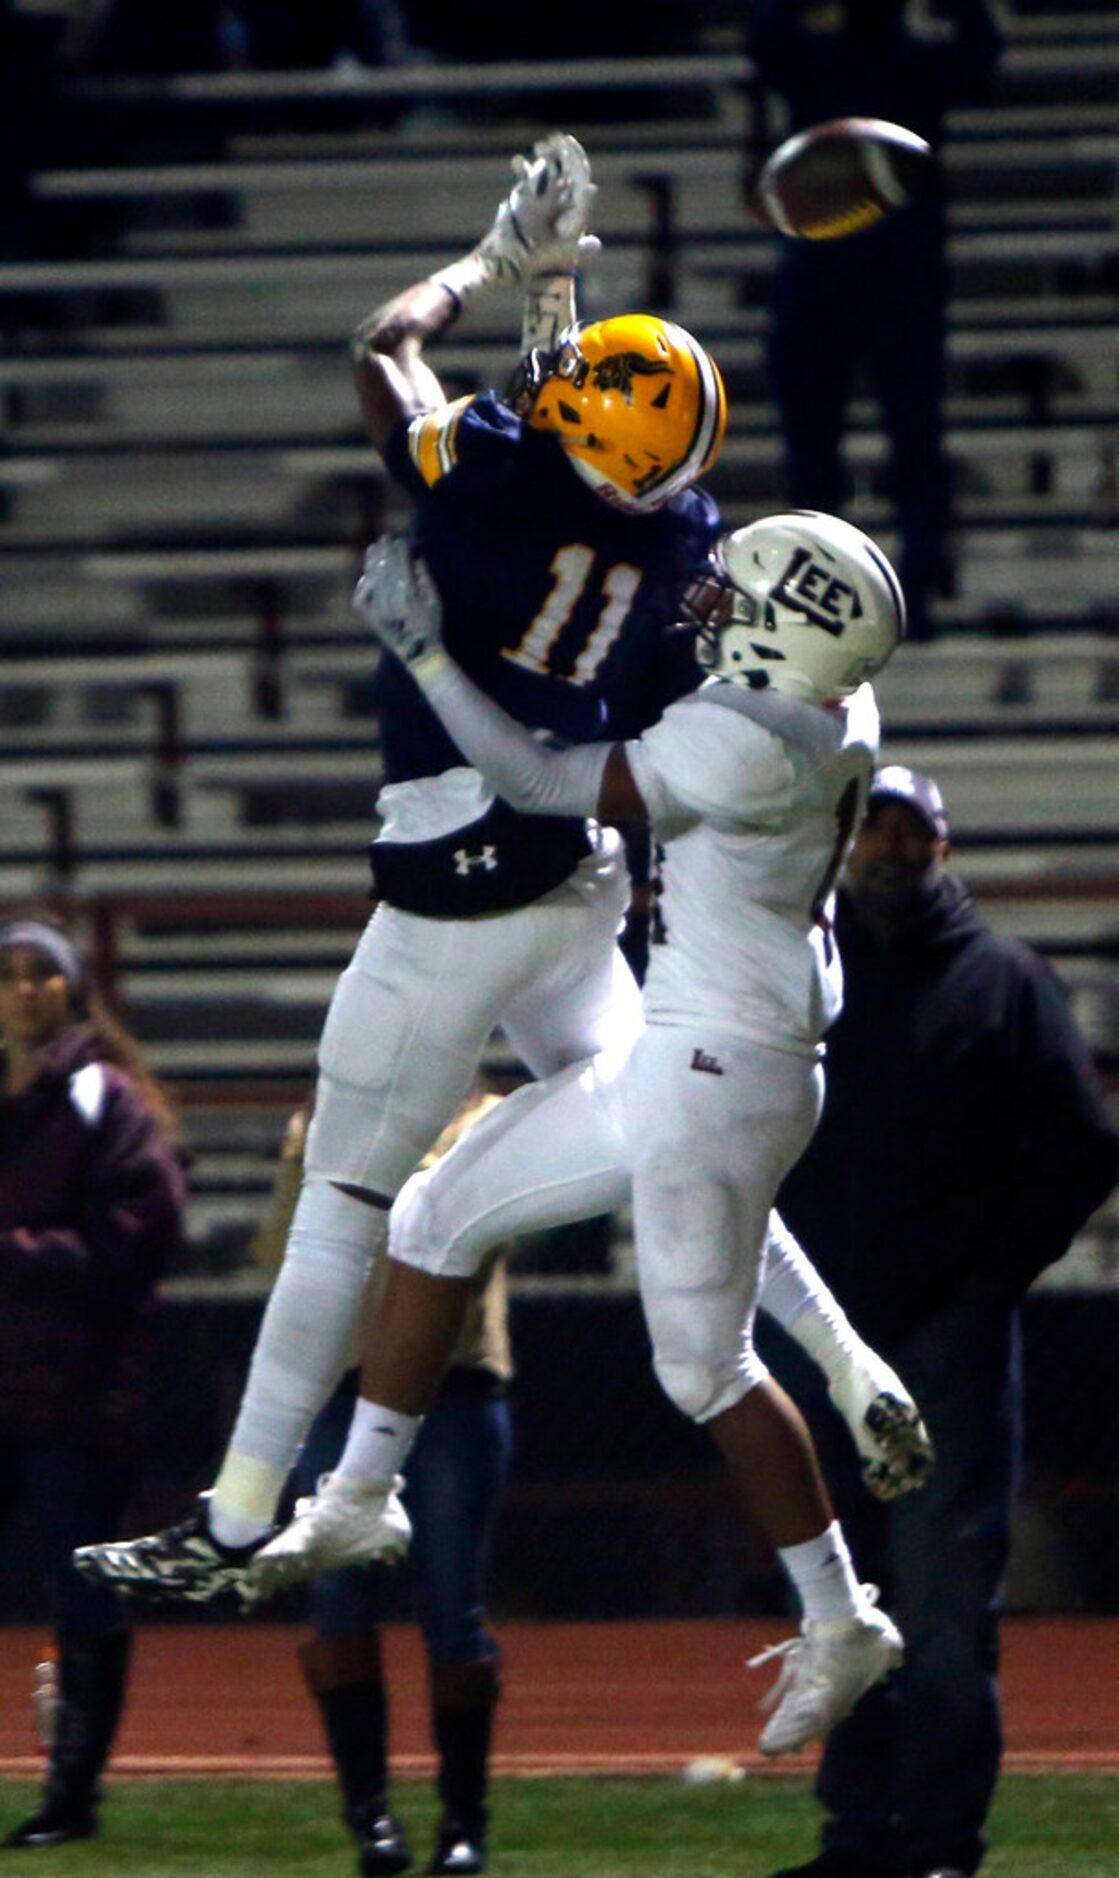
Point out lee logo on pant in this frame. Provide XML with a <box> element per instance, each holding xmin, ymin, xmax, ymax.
<box><xmin>690</xmin><ymin>1048</ymin><xmax>724</xmax><ymax>1076</ymax></box>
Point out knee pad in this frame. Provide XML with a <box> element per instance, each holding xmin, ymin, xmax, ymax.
<box><xmin>652</xmin><ymin>1342</ymin><xmax>769</xmax><ymax>1425</ymax></box>
<box><xmin>252</xmin><ymin>1177</ymin><xmax>386</xmax><ymax>1416</ymax></box>
<box><xmin>390</xmin><ymin>1166</ymin><xmax>485</xmax><ymax>1279</ymax></box>
<box><xmin>286</xmin><ymin>1176</ymin><xmax>386</xmax><ymax>1272</ymax></box>
<box><xmin>389</xmin><ymin>1168</ymin><xmax>437</xmax><ymax>1271</ymax></box>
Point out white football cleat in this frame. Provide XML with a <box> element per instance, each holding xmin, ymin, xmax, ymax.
<box><xmin>750</xmin><ymin>1590</ymin><xmax>903</xmax><ymax>1757</ymax></box>
<box><xmin>828</xmin><ymin>1351</ymin><xmax>934</xmax><ymax>1500</ymax></box>
<box><xmin>251</xmin><ymin>1475</ymin><xmax>412</xmax><ymax>1594</ymax></box>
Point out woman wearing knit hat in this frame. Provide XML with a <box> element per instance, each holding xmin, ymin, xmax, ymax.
<box><xmin>0</xmin><ymin>917</ymin><xmax>186</xmax><ymax>1849</ymax></box>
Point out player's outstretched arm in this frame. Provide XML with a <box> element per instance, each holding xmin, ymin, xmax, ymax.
<box><xmin>351</xmin><ymin>133</ymin><xmax>599</xmax><ymax>450</ymax></box>
<box><xmin>353</xmin><ymin>535</ymin><xmax>645</xmax><ymax>825</ymax></box>
<box><xmin>351</xmin><ymin>277</ymin><xmax>455</xmax><ymax>450</ymax></box>
<box><xmin>515</xmin><ymin>133</ymin><xmax>600</xmax><ymax>358</ymax></box>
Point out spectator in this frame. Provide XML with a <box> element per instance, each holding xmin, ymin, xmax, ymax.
<box><xmin>769</xmin><ymin>765</ymin><xmax>1119</xmax><ymax>1878</ymax></box>
<box><xmin>746</xmin><ymin>0</ymin><xmax>1004</xmax><ymax>641</ymax></box>
<box><xmin>0</xmin><ymin>918</ymin><xmax>186</xmax><ymax>1849</ymax></box>
<box><xmin>254</xmin><ymin>1095</ymin><xmax>511</xmax><ymax>1878</ymax></box>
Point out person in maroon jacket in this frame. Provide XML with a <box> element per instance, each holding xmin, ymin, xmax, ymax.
<box><xmin>0</xmin><ymin>918</ymin><xmax>186</xmax><ymax>1850</ymax></box>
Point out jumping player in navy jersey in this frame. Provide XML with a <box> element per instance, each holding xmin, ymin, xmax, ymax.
<box><xmin>368</xmin><ymin>352</ymin><xmax>723</xmax><ymax>917</ymax></box>
<box><xmin>75</xmin><ymin>135</ymin><xmax>730</xmax><ymax>1606</ymax></box>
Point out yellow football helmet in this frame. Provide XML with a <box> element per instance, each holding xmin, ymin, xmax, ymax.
<box><xmin>513</xmin><ymin>315</ymin><xmax>727</xmax><ymax>513</ymax></box>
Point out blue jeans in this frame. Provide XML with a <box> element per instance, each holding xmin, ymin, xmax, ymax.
<box><xmin>0</xmin><ymin>1442</ymin><xmax>133</xmax><ymax>1638</ymax></box>
<box><xmin>764</xmin><ymin>1295</ymin><xmax>1021</xmax><ymax>1877</ymax></box>
<box><xmin>294</xmin><ymin>1373</ymin><xmax>512</xmax><ymax>1665</ymax></box>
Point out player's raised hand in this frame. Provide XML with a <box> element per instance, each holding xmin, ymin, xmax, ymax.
<box><xmin>477</xmin><ymin>132</ymin><xmax>601</xmax><ymax>282</ymax></box>
<box><xmin>353</xmin><ymin>535</ymin><xmax>446</xmax><ymax>678</ymax></box>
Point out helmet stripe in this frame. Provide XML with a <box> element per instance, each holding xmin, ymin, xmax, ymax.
<box><xmin>863</xmin><ymin>537</ymin><xmax>908</xmax><ymax>640</ymax></box>
<box><xmin>644</xmin><ymin>321</ymin><xmax>726</xmax><ymax>503</ymax></box>
<box><xmin>683</xmin><ymin>327</ymin><xmax>727</xmax><ymax>473</ymax></box>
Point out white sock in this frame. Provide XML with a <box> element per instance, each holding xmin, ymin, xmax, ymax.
<box><xmin>209</xmin><ymin>1180</ymin><xmax>385</xmax><ymax>1546</ymax></box>
<box><xmin>760</xmin><ymin>1212</ymin><xmax>863</xmax><ymax>1390</ymax></box>
<box><xmin>207</xmin><ymin>1464</ymin><xmax>285</xmax><ymax>1549</ymax></box>
<box><xmin>778</xmin><ymin>1520</ymin><xmax>863</xmax><ymax>1627</ymax></box>
<box><xmin>331</xmin><ymin>1397</ymin><xmax>422</xmax><ymax>1489</ymax></box>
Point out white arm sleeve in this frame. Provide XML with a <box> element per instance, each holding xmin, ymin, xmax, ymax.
<box><xmin>419</xmin><ymin>660</ymin><xmax>611</xmax><ymax>817</ymax></box>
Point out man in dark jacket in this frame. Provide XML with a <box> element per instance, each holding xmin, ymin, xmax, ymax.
<box><xmin>770</xmin><ymin>766</ymin><xmax>1119</xmax><ymax>1878</ymax></box>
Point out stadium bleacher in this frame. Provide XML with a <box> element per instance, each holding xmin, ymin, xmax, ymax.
<box><xmin>1</xmin><ymin>0</ymin><xmax>1118</xmax><ymax>1626</ymax></box>
<box><xmin>1</xmin><ymin>5</ymin><xmax>1117</xmax><ymax>1284</ymax></box>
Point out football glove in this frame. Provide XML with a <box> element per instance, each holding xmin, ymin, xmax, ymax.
<box><xmin>353</xmin><ymin>534</ymin><xmax>446</xmax><ymax>680</ymax></box>
<box><xmin>476</xmin><ymin>132</ymin><xmax>601</xmax><ymax>282</ymax></box>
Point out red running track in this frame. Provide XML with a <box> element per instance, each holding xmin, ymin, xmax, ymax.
<box><xmin>0</xmin><ymin>1616</ymin><xmax>1116</xmax><ymax>1780</ymax></box>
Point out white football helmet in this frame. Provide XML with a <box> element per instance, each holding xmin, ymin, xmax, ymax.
<box><xmin>682</xmin><ymin>510</ymin><xmax>905</xmax><ymax>704</ymax></box>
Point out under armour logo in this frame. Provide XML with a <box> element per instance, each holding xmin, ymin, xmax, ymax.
<box><xmin>690</xmin><ymin>1048</ymin><xmax>724</xmax><ymax>1076</ymax></box>
<box><xmin>453</xmin><ymin>846</ymin><xmax>499</xmax><ymax>876</ymax></box>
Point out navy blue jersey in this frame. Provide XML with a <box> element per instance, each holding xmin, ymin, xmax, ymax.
<box><xmin>371</xmin><ymin>391</ymin><xmax>720</xmax><ymax>917</ymax></box>
<box><xmin>379</xmin><ymin>391</ymin><xmax>718</xmax><ymax>781</ymax></box>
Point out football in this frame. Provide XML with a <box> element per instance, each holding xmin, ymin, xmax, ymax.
<box><xmin>750</xmin><ymin>117</ymin><xmax>935</xmax><ymax>241</ymax></box>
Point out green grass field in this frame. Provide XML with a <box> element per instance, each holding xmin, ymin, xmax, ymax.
<box><xmin>0</xmin><ymin>1774</ymin><xmax>1115</xmax><ymax>1876</ymax></box>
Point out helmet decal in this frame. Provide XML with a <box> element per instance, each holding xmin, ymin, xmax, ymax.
<box><xmin>521</xmin><ymin>314</ymin><xmax>727</xmax><ymax>513</ymax></box>
<box><xmin>588</xmin><ymin>352</ymin><xmax>670</xmax><ymax>394</ymax></box>
<box><xmin>771</xmin><ymin>544</ymin><xmax>864</xmax><ymax>635</ymax></box>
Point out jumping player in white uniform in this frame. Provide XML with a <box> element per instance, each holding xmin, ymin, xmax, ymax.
<box><xmin>253</xmin><ymin>511</ymin><xmax>926</xmax><ymax>1757</ymax></box>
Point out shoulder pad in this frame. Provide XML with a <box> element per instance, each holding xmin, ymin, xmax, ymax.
<box><xmin>406</xmin><ymin>395</ymin><xmax>477</xmax><ymax>487</ymax></box>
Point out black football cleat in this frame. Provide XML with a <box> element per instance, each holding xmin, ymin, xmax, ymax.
<box><xmin>72</xmin><ymin>1497</ymin><xmax>269</xmax><ymax>1611</ymax></box>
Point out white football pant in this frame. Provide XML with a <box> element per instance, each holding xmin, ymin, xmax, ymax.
<box><xmin>391</xmin><ymin>1024</ymin><xmax>824</xmax><ymax>1423</ymax></box>
<box><xmin>215</xmin><ymin>833</ymin><xmax>640</xmax><ymax>1527</ymax></box>
<box><xmin>307</xmin><ymin>834</ymin><xmax>642</xmax><ymax>1196</ymax></box>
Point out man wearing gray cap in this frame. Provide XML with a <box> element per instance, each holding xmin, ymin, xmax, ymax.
<box><xmin>769</xmin><ymin>765</ymin><xmax>1119</xmax><ymax>1878</ymax></box>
